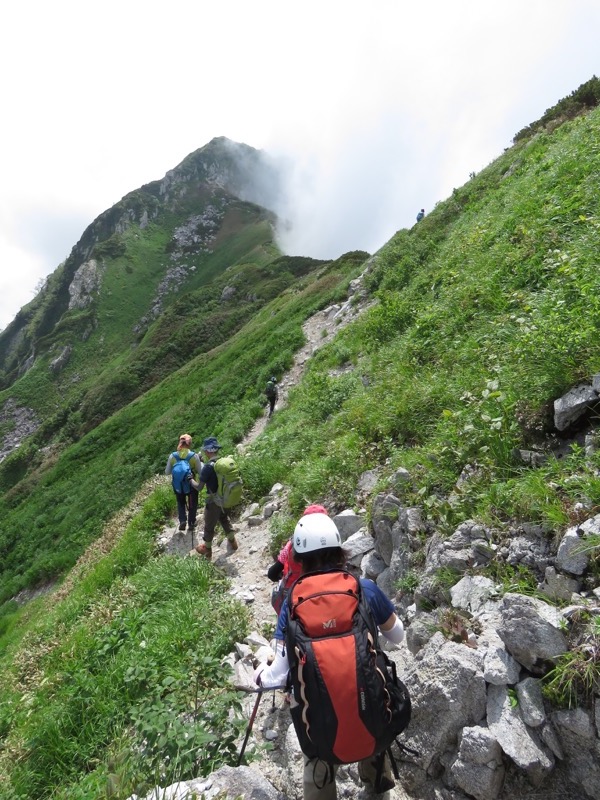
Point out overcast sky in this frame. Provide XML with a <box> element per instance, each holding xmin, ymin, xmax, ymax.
<box><xmin>1</xmin><ymin>0</ymin><xmax>598</xmax><ymax>330</ymax></box>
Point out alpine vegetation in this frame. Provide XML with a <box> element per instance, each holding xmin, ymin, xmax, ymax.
<box><xmin>1</xmin><ymin>79</ymin><xmax>600</xmax><ymax>800</ymax></box>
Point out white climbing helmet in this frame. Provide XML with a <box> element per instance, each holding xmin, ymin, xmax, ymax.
<box><xmin>293</xmin><ymin>513</ymin><xmax>342</xmax><ymax>553</ymax></box>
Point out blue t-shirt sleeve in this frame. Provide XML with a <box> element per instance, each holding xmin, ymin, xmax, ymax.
<box><xmin>360</xmin><ymin>578</ymin><xmax>395</xmax><ymax>625</ymax></box>
<box><xmin>274</xmin><ymin>599</ymin><xmax>289</xmax><ymax>640</ymax></box>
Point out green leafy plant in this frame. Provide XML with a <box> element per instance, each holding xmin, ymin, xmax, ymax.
<box><xmin>543</xmin><ymin>611</ymin><xmax>600</xmax><ymax>708</ymax></box>
<box><xmin>396</xmin><ymin>570</ymin><xmax>419</xmax><ymax>596</ymax></box>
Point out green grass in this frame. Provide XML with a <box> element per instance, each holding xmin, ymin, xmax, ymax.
<box><xmin>2</xmin><ymin>92</ymin><xmax>600</xmax><ymax>797</ymax></box>
<box><xmin>0</xmin><ymin>252</ymin><xmax>364</xmax><ymax>605</ymax></box>
<box><xmin>0</xmin><ymin>485</ymin><xmax>249</xmax><ymax>800</ymax></box>
<box><xmin>242</xmin><ymin>106</ymin><xmax>600</xmax><ymax>526</ymax></box>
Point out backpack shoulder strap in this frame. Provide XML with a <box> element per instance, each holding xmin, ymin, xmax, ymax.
<box><xmin>172</xmin><ymin>451</ymin><xmax>195</xmax><ymax>465</ymax></box>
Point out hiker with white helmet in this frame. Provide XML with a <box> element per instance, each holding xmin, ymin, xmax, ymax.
<box><xmin>190</xmin><ymin>436</ymin><xmax>239</xmax><ymax>560</ymax></box>
<box><xmin>267</xmin><ymin>504</ymin><xmax>328</xmax><ymax>614</ymax></box>
<box><xmin>254</xmin><ymin>511</ymin><xmax>407</xmax><ymax>799</ymax></box>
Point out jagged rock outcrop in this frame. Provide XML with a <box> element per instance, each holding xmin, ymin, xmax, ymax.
<box><xmin>138</xmin><ymin>430</ymin><xmax>600</xmax><ymax>799</ymax></box>
<box><xmin>0</xmin><ymin>398</ymin><xmax>39</xmax><ymax>463</ymax></box>
<box><xmin>554</xmin><ymin>378</ymin><xmax>600</xmax><ymax>431</ymax></box>
<box><xmin>68</xmin><ymin>258</ymin><xmax>103</xmax><ymax>310</ymax></box>
<box><xmin>129</xmin><ymin>764</ymin><xmax>285</xmax><ymax>800</ymax></box>
<box><xmin>49</xmin><ymin>345</ymin><xmax>72</xmax><ymax>373</ymax></box>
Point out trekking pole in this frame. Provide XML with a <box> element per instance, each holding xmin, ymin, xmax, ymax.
<box><xmin>237</xmin><ymin>689</ymin><xmax>263</xmax><ymax>766</ymax></box>
<box><xmin>184</xmin><ymin>494</ymin><xmax>191</xmax><ymax>546</ymax></box>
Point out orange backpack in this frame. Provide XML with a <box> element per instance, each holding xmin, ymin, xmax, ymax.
<box><xmin>285</xmin><ymin>570</ymin><xmax>411</xmax><ymax>765</ymax></box>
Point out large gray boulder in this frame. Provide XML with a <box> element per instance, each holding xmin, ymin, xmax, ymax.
<box><xmin>343</xmin><ymin>531</ymin><xmax>375</xmax><ymax>567</ymax></box>
<box><xmin>450</xmin><ymin>575</ymin><xmax>500</xmax><ymax>614</ymax></box>
<box><xmin>556</xmin><ymin>526</ymin><xmax>591</xmax><ymax>575</ymax></box>
<box><xmin>487</xmin><ymin>684</ymin><xmax>554</xmax><ymax>786</ymax></box>
<box><xmin>449</xmin><ymin>726</ymin><xmax>505</xmax><ymax>800</ymax></box>
<box><xmin>496</xmin><ymin>594</ymin><xmax>568</xmax><ymax>673</ymax></box>
<box><xmin>425</xmin><ymin>521</ymin><xmax>494</xmax><ymax>575</ymax></box>
<box><xmin>504</xmin><ymin>526</ymin><xmax>552</xmax><ymax>573</ymax></box>
<box><xmin>399</xmin><ymin>633</ymin><xmax>487</xmax><ymax>774</ymax></box>
<box><xmin>129</xmin><ymin>764</ymin><xmax>285</xmax><ymax>800</ymax></box>
<box><xmin>554</xmin><ymin>383</ymin><xmax>599</xmax><ymax>431</ymax></box>
<box><xmin>515</xmin><ymin>677</ymin><xmax>546</xmax><ymax>728</ymax></box>
<box><xmin>371</xmin><ymin>493</ymin><xmax>403</xmax><ymax>564</ymax></box>
<box><xmin>333</xmin><ymin>509</ymin><xmax>367</xmax><ymax>541</ymax></box>
<box><xmin>480</xmin><ymin>630</ymin><xmax>522</xmax><ymax>686</ymax></box>
<box><xmin>550</xmin><ymin>708</ymin><xmax>600</xmax><ymax>799</ymax></box>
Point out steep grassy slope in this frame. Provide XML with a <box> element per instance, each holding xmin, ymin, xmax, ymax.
<box><xmin>0</xmin><ymin>138</ymin><xmax>281</xmax><ymax>434</ymax></box>
<box><xmin>0</xmin><ymin>204</ymin><xmax>279</xmax><ymax>430</ymax></box>
<box><xmin>0</xmin><ymin>251</ymin><xmax>366</xmax><ymax>605</ymax></box>
<box><xmin>0</xmin><ymin>91</ymin><xmax>600</xmax><ymax>800</ymax></box>
<box><xmin>245</xmin><ymin>105</ymin><xmax>600</xmax><ymax>530</ymax></box>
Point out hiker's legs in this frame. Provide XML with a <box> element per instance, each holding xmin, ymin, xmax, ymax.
<box><xmin>358</xmin><ymin>754</ymin><xmax>394</xmax><ymax>792</ymax></box>
<box><xmin>268</xmin><ymin>396</ymin><xmax>276</xmax><ymax>416</ymax></box>
<box><xmin>202</xmin><ymin>500</ymin><xmax>220</xmax><ymax>547</ymax></box>
<box><xmin>175</xmin><ymin>492</ymin><xmax>187</xmax><ymax>525</ymax></box>
<box><xmin>219</xmin><ymin>508</ymin><xmax>235</xmax><ymax>536</ymax></box>
<box><xmin>187</xmin><ymin>487</ymin><xmax>199</xmax><ymax>528</ymax></box>
<box><xmin>303</xmin><ymin>758</ymin><xmax>337</xmax><ymax>800</ymax></box>
<box><xmin>200</xmin><ymin>501</ymin><xmax>235</xmax><ymax>555</ymax></box>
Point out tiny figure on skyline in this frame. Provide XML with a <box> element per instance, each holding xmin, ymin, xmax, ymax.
<box><xmin>416</xmin><ymin>208</ymin><xmax>425</xmax><ymax>222</ymax></box>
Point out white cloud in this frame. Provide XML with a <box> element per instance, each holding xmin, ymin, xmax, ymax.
<box><xmin>1</xmin><ymin>0</ymin><xmax>599</xmax><ymax>328</ymax></box>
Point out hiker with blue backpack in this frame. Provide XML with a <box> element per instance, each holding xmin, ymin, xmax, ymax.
<box><xmin>165</xmin><ymin>434</ymin><xmax>203</xmax><ymax>536</ymax></box>
<box><xmin>254</xmin><ymin>510</ymin><xmax>409</xmax><ymax>800</ymax></box>
<box><xmin>190</xmin><ymin>436</ymin><xmax>242</xmax><ymax>560</ymax></box>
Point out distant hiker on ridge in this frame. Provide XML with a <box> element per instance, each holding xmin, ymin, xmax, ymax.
<box><xmin>190</xmin><ymin>436</ymin><xmax>239</xmax><ymax>560</ymax></box>
<box><xmin>165</xmin><ymin>434</ymin><xmax>202</xmax><ymax>534</ymax></box>
<box><xmin>416</xmin><ymin>208</ymin><xmax>425</xmax><ymax>222</ymax></box>
<box><xmin>265</xmin><ymin>376</ymin><xmax>279</xmax><ymax>417</ymax></box>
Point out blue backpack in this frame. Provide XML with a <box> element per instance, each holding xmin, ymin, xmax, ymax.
<box><xmin>171</xmin><ymin>451</ymin><xmax>195</xmax><ymax>494</ymax></box>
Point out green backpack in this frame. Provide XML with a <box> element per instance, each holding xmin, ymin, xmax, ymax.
<box><xmin>212</xmin><ymin>456</ymin><xmax>243</xmax><ymax>509</ymax></box>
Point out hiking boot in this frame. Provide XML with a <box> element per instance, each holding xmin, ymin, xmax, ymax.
<box><xmin>178</xmin><ymin>521</ymin><xmax>186</xmax><ymax>532</ymax></box>
<box><xmin>227</xmin><ymin>536</ymin><xmax>239</xmax><ymax>552</ymax></box>
<box><xmin>358</xmin><ymin>756</ymin><xmax>395</xmax><ymax>793</ymax></box>
<box><xmin>188</xmin><ymin>523</ymin><xmax>196</xmax><ymax>533</ymax></box>
<box><xmin>194</xmin><ymin>542</ymin><xmax>212</xmax><ymax>560</ymax></box>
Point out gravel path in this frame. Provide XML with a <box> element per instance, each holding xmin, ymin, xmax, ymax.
<box><xmin>156</xmin><ymin>280</ymin><xmax>377</xmax><ymax>796</ymax></box>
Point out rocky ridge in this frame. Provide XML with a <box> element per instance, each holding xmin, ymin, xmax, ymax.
<box><xmin>134</xmin><ymin>260</ymin><xmax>600</xmax><ymax>800</ymax></box>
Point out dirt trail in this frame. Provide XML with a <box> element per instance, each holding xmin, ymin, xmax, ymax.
<box><xmin>160</xmin><ymin>298</ymin><xmax>367</xmax><ymax>619</ymax></box>
<box><xmin>158</xmin><ymin>278</ymin><xmax>375</xmax><ymax>793</ymax></box>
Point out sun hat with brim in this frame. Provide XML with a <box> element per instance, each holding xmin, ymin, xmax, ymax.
<box><xmin>202</xmin><ymin>436</ymin><xmax>222</xmax><ymax>451</ymax></box>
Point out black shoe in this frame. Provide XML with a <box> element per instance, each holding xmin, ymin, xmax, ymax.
<box><xmin>359</xmin><ymin>758</ymin><xmax>395</xmax><ymax>793</ymax></box>
<box><xmin>374</xmin><ymin>776</ymin><xmax>395</xmax><ymax>793</ymax></box>
<box><xmin>178</xmin><ymin>522</ymin><xmax>186</xmax><ymax>532</ymax></box>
